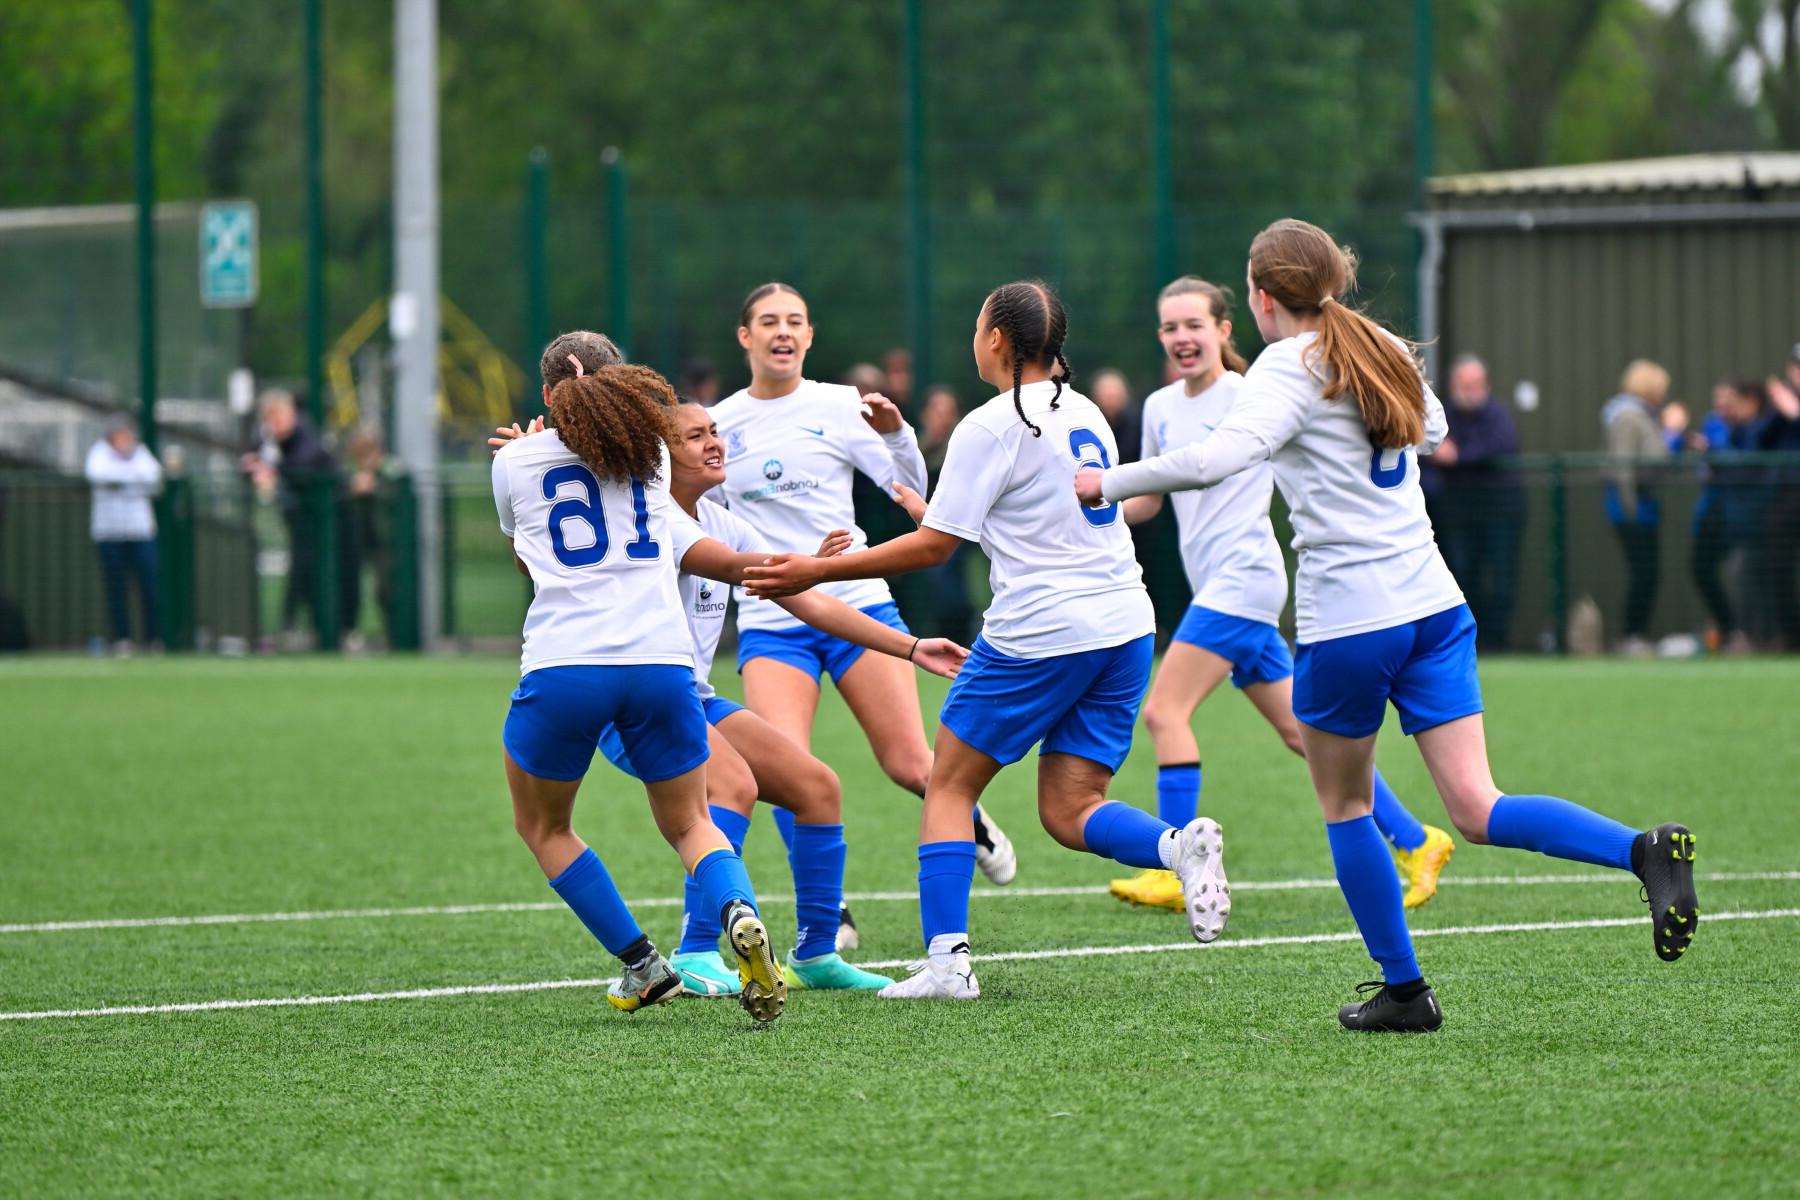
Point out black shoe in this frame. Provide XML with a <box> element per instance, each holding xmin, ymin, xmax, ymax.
<box><xmin>1634</xmin><ymin>822</ymin><xmax>1699</xmax><ymax>962</ymax></box>
<box><xmin>1337</xmin><ymin>981</ymin><xmax>1444</xmax><ymax>1033</ymax></box>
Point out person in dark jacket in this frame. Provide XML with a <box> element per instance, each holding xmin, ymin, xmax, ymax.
<box><xmin>1429</xmin><ymin>355</ymin><xmax>1525</xmax><ymax>651</ymax></box>
<box><xmin>242</xmin><ymin>389</ymin><xmax>354</xmax><ymax>642</ymax></box>
<box><xmin>1689</xmin><ymin>381</ymin><xmax>1770</xmax><ymax>651</ymax></box>
<box><xmin>1756</xmin><ymin>349</ymin><xmax>1800</xmax><ymax>648</ymax></box>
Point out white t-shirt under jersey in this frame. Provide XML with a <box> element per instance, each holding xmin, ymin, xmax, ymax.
<box><xmin>1102</xmin><ymin>332</ymin><xmax>1463</xmax><ymax>644</ymax></box>
<box><xmin>924</xmin><ymin>380</ymin><xmax>1155</xmax><ymax>659</ymax></box>
<box><xmin>666</xmin><ymin>499</ymin><xmax>766</xmax><ymax>701</ymax></box>
<box><xmin>1140</xmin><ymin>373</ymin><xmax>1287</xmax><ymax>626</ymax></box>
<box><xmin>493</xmin><ymin>431</ymin><xmax>694</xmax><ymax>674</ymax></box>
<box><xmin>711</xmin><ymin>380</ymin><xmax>927</xmax><ymax>633</ymax></box>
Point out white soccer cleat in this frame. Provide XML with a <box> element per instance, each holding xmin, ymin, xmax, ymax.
<box><xmin>877</xmin><ymin>952</ymin><xmax>981</xmax><ymax>1001</ymax></box>
<box><xmin>973</xmin><ymin>811</ymin><xmax>1017</xmax><ymax>886</ymax></box>
<box><xmin>1172</xmin><ymin>817</ymin><xmax>1230</xmax><ymax>943</ymax></box>
<box><xmin>835</xmin><ymin>902</ymin><xmax>860</xmax><ymax>953</ymax></box>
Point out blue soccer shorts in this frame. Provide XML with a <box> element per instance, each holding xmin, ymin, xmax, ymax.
<box><xmin>598</xmin><ymin>692</ymin><xmax>744</xmax><ymax>781</ymax></box>
<box><xmin>735</xmin><ymin>601</ymin><xmax>909</xmax><ymax>684</ymax></box>
<box><xmin>504</xmin><ymin>663</ymin><xmax>709</xmax><ymax>783</ymax></box>
<box><xmin>1171</xmin><ymin>604</ymin><xmax>1294</xmax><ymax>689</ymax></box>
<box><xmin>1292</xmin><ymin>604</ymin><xmax>1483</xmax><ymax>739</ymax></box>
<box><xmin>938</xmin><ymin>633</ymin><xmax>1154</xmax><ymax>773</ymax></box>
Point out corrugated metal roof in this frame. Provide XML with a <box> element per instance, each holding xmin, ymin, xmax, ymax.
<box><xmin>1429</xmin><ymin>153</ymin><xmax>1800</xmax><ymax>196</ymax></box>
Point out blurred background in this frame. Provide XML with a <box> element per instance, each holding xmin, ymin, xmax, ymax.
<box><xmin>1</xmin><ymin>0</ymin><xmax>1797</xmax><ymax>659</ymax></box>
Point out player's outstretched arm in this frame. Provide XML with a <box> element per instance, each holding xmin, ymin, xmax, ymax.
<box><xmin>773</xmin><ymin>589</ymin><xmax>967</xmax><ymax>677</ymax></box>
<box><xmin>743</xmin><ymin>527</ymin><xmax>961</xmax><ymax>599</ymax></box>
<box><xmin>487</xmin><ymin>415</ymin><xmax>545</xmax><ymax>456</ymax></box>
<box><xmin>678</xmin><ymin>537</ymin><xmax>772</xmax><ymax>587</ymax></box>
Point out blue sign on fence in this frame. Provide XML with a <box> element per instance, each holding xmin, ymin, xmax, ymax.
<box><xmin>200</xmin><ymin>200</ymin><xmax>258</xmax><ymax>308</ymax></box>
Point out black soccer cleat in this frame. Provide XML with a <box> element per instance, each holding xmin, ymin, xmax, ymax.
<box><xmin>1337</xmin><ymin>981</ymin><xmax>1444</xmax><ymax>1033</ymax></box>
<box><xmin>1634</xmin><ymin>822</ymin><xmax>1699</xmax><ymax>962</ymax></box>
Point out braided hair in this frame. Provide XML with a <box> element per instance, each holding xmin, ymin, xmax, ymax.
<box><xmin>981</xmin><ymin>280</ymin><xmax>1071</xmax><ymax>437</ymax></box>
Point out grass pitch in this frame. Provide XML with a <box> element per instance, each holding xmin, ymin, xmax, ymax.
<box><xmin>2</xmin><ymin>655</ymin><xmax>1797</xmax><ymax>1197</ymax></box>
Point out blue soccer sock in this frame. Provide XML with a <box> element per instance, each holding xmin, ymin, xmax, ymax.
<box><xmin>1326</xmin><ymin>815</ymin><xmax>1421</xmax><ymax>983</ymax></box>
<box><xmin>1082</xmin><ymin>800</ymin><xmax>1177</xmax><ymax>870</ymax></box>
<box><xmin>1156</xmin><ymin>762</ymin><xmax>1201</xmax><ymax>829</ymax></box>
<box><xmin>918</xmin><ymin>840</ymin><xmax>977</xmax><ymax>958</ymax></box>
<box><xmin>679</xmin><ymin>807</ymin><xmax>750</xmax><ymax>954</ymax></box>
<box><xmin>1371</xmin><ymin>767</ymin><xmax>1427</xmax><ymax>852</ymax></box>
<box><xmin>771</xmin><ymin>806</ymin><xmax>797</xmax><ymax>853</ymax></box>
<box><xmin>548</xmin><ymin>846</ymin><xmax>645</xmax><ymax>963</ymax></box>
<box><xmin>692</xmin><ymin>847</ymin><xmax>758</xmax><ymax>928</ymax></box>
<box><xmin>1486</xmin><ymin>794</ymin><xmax>1637</xmax><ymax>871</ymax></box>
<box><xmin>788</xmin><ymin>822</ymin><xmax>847</xmax><ymax>960</ymax></box>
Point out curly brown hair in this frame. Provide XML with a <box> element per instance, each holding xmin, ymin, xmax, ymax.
<box><xmin>547</xmin><ymin>365</ymin><xmax>677</xmax><ymax>483</ymax></box>
<box><xmin>539</xmin><ymin>330</ymin><xmax>625</xmax><ymax>388</ymax></box>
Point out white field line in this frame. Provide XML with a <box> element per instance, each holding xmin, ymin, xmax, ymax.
<box><xmin>4</xmin><ymin>871</ymin><xmax>1797</xmax><ymax>936</ymax></box>
<box><xmin>3</xmin><ymin>906</ymin><xmax>1796</xmax><ymax>1023</ymax></box>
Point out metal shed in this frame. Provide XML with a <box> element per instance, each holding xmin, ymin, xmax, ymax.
<box><xmin>1413</xmin><ymin>153</ymin><xmax>1800</xmax><ymax>451</ymax></box>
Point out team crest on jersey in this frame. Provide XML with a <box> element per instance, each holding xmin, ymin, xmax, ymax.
<box><xmin>762</xmin><ymin>459</ymin><xmax>784</xmax><ymax>481</ymax></box>
<box><xmin>698</xmin><ymin>580</ymin><xmax>714</xmax><ymax>601</ymax></box>
<box><xmin>726</xmin><ymin>429</ymin><xmax>747</xmax><ymax>458</ymax></box>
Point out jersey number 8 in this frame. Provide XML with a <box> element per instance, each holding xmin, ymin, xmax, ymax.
<box><xmin>1069</xmin><ymin>427</ymin><xmax>1120</xmax><ymax>527</ymax></box>
<box><xmin>542</xmin><ymin>463</ymin><xmax>660</xmax><ymax>568</ymax></box>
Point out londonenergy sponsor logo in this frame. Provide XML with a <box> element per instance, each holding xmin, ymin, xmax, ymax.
<box><xmin>737</xmin><ymin>477</ymin><xmax>821</xmax><ymax>503</ymax></box>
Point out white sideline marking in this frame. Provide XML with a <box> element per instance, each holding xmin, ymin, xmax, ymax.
<box><xmin>3</xmin><ymin>907</ymin><xmax>1795</xmax><ymax>1023</ymax></box>
<box><xmin>4</xmin><ymin>871</ymin><xmax>1796</xmax><ymax>936</ymax></box>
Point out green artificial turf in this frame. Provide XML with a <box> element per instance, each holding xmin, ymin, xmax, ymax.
<box><xmin>2</xmin><ymin>655</ymin><xmax>1797</xmax><ymax>1198</ymax></box>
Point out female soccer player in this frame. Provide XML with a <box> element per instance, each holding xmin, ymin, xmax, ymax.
<box><xmin>711</xmin><ymin>283</ymin><xmax>1018</xmax><ymax>884</ymax></box>
<box><xmin>1077</xmin><ymin>220</ymin><xmax>1700</xmax><ymax>1032</ymax></box>
<box><xmin>492</xmin><ymin>362</ymin><xmax>784</xmax><ymax>1022</ymax></box>
<box><xmin>1108</xmin><ymin>277</ymin><xmax>1454</xmax><ymax>914</ymax></box>
<box><xmin>745</xmin><ymin>280</ymin><xmax>1230</xmax><ymax>1001</ymax></box>
<box><xmin>501</xmin><ymin>399</ymin><xmax>969</xmax><ymax>996</ymax></box>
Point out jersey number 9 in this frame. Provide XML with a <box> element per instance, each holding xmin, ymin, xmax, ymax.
<box><xmin>1069</xmin><ymin>427</ymin><xmax>1120</xmax><ymax>527</ymax></box>
<box><xmin>542</xmin><ymin>464</ymin><xmax>660</xmax><ymax>568</ymax></box>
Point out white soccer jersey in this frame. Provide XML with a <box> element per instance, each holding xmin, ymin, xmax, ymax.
<box><xmin>1101</xmin><ymin>332</ymin><xmax>1462</xmax><ymax>643</ymax></box>
<box><xmin>1140</xmin><ymin>374</ymin><xmax>1287</xmax><ymax>625</ymax></box>
<box><xmin>667</xmin><ymin>499</ymin><xmax>767</xmax><ymax>700</ymax></box>
<box><xmin>924</xmin><ymin>380</ymin><xmax>1155</xmax><ymax>659</ymax></box>
<box><xmin>492</xmin><ymin>431</ymin><xmax>694</xmax><ymax>674</ymax></box>
<box><xmin>711</xmin><ymin>379</ymin><xmax>927</xmax><ymax>632</ymax></box>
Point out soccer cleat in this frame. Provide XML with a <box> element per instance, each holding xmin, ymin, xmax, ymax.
<box><xmin>785</xmin><ymin>950</ymin><xmax>892</xmax><ymax>991</ymax></box>
<box><xmin>836</xmin><ymin>902</ymin><xmax>861</xmax><ymax>953</ymax></box>
<box><xmin>725</xmin><ymin>901</ymin><xmax>787</xmax><ymax>1022</ymax></box>
<box><xmin>1108</xmin><ymin>868</ymin><xmax>1185</xmax><ymax>911</ymax></box>
<box><xmin>606</xmin><ymin>952</ymin><xmax>683</xmax><ymax>1013</ymax></box>
<box><xmin>1171</xmin><ymin>818</ymin><xmax>1231</xmax><ymax>943</ymax></box>
<box><xmin>877</xmin><ymin>950</ymin><xmax>980</xmax><ymax>1001</ymax></box>
<box><xmin>1396</xmin><ymin>824</ymin><xmax>1456</xmax><ymax>910</ymax></box>
<box><xmin>973</xmin><ymin>810</ymin><xmax>1018</xmax><ymax>886</ymax></box>
<box><xmin>671</xmin><ymin>950</ymin><xmax>741</xmax><ymax>998</ymax></box>
<box><xmin>1634</xmin><ymin>822</ymin><xmax>1699</xmax><ymax>962</ymax></box>
<box><xmin>1337</xmin><ymin>980</ymin><xmax>1444</xmax><ymax>1033</ymax></box>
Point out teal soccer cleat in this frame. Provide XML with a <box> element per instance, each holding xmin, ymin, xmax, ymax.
<box><xmin>785</xmin><ymin>950</ymin><xmax>892</xmax><ymax>991</ymax></box>
<box><xmin>671</xmin><ymin>950</ymin><xmax>741</xmax><ymax>997</ymax></box>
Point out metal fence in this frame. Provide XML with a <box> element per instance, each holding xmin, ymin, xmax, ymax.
<box><xmin>11</xmin><ymin>451</ymin><xmax>1794</xmax><ymax>658</ymax></box>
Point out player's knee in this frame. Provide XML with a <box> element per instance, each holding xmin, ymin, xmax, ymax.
<box><xmin>793</xmin><ymin>759</ymin><xmax>841</xmax><ymax>822</ymax></box>
<box><xmin>512</xmin><ymin>808</ymin><xmax>568</xmax><ymax>851</ymax></box>
<box><xmin>1277</xmin><ymin>724</ymin><xmax>1306</xmax><ymax>756</ymax></box>
<box><xmin>1441</xmin><ymin>785</ymin><xmax>1498</xmax><ymax>844</ymax></box>
<box><xmin>711</xmin><ymin>770</ymin><xmax>757</xmax><ymax>819</ymax></box>
<box><xmin>1141</xmin><ymin>698</ymin><xmax>1185</xmax><ymax>740</ymax></box>
<box><xmin>880</xmin><ymin>751</ymin><xmax>931</xmax><ymax>798</ymax></box>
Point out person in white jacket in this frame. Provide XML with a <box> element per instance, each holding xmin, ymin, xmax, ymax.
<box><xmin>85</xmin><ymin>418</ymin><xmax>162</xmax><ymax>652</ymax></box>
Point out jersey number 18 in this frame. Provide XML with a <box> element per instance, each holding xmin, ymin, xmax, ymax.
<box><xmin>542</xmin><ymin>463</ymin><xmax>660</xmax><ymax>568</ymax></box>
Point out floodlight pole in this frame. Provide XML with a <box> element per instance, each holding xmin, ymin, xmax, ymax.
<box><xmin>132</xmin><ymin>0</ymin><xmax>157</xmax><ymax>455</ymax></box>
<box><xmin>304</xmin><ymin>0</ymin><xmax>339</xmax><ymax>652</ymax></box>
<box><xmin>903</xmin><ymin>0</ymin><xmax>931</xmax><ymax>404</ymax></box>
<box><xmin>395</xmin><ymin>0</ymin><xmax>442</xmax><ymax>648</ymax></box>
<box><xmin>1151</xmin><ymin>0</ymin><xmax>1176</xmax><ymax>288</ymax></box>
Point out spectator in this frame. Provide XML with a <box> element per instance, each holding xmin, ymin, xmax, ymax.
<box><xmin>1688</xmin><ymin>382</ymin><xmax>1769</xmax><ymax>652</ymax></box>
<box><xmin>1602</xmin><ymin>359</ymin><xmax>1674</xmax><ymax>653</ymax></box>
<box><xmin>843</xmin><ymin>362</ymin><xmax>886</xmax><ymax>398</ymax></box>
<box><xmin>679</xmin><ymin>358</ymin><xmax>721</xmax><ymax>406</ymax></box>
<box><xmin>1090</xmin><ymin>368</ymin><xmax>1141</xmax><ymax>463</ymax></box>
<box><xmin>881</xmin><ymin>347</ymin><xmax>914</xmax><ymax>412</ymax></box>
<box><xmin>916</xmin><ymin>384</ymin><xmax>973</xmax><ymax>642</ymax></box>
<box><xmin>1756</xmin><ymin>346</ymin><xmax>1800</xmax><ymax>649</ymax></box>
<box><xmin>242</xmin><ymin>389</ymin><xmax>352</xmax><ymax>644</ymax></box>
<box><xmin>1430</xmin><ymin>355</ymin><xmax>1525</xmax><ymax>651</ymax></box>
<box><xmin>342</xmin><ymin>427</ymin><xmax>392</xmax><ymax>649</ymax></box>
<box><xmin>84</xmin><ymin>417</ymin><xmax>162</xmax><ymax>654</ymax></box>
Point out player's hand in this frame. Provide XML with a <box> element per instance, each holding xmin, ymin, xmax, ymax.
<box><xmin>742</xmin><ymin>553</ymin><xmax>827</xmax><ymax>599</ymax></box>
<box><xmin>1073</xmin><ymin>466</ymin><xmax>1108</xmax><ymax>506</ymax></box>
<box><xmin>1768</xmin><ymin>376</ymin><xmax>1800</xmax><ymax>421</ymax></box>
<box><xmin>860</xmin><ymin>392</ymin><xmax>905</xmax><ymax>435</ymax></box>
<box><xmin>910</xmin><ymin>637</ymin><xmax>968</xmax><ymax>679</ymax></box>
<box><xmin>815</xmin><ymin>528</ymin><xmax>854</xmax><ymax>558</ymax></box>
<box><xmin>1434</xmin><ymin>436</ymin><xmax>1459</xmax><ymax>467</ymax></box>
<box><xmin>890</xmin><ymin>483</ymin><xmax>928</xmax><ymax>525</ymax></box>
<box><xmin>487</xmin><ymin>416</ymin><xmax>545</xmax><ymax>455</ymax></box>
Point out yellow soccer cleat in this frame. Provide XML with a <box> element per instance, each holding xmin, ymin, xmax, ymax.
<box><xmin>1108</xmin><ymin>868</ymin><xmax>1185</xmax><ymax>911</ymax></box>
<box><xmin>1396</xmin><ymin>824</ymin><xmax>1456</xmax><ymax>910</ymax></box>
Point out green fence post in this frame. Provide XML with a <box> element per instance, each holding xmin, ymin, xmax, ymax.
<box><xmin>524</xmin><ymin>146</ymin><xmax>549</xmax><ymax>418</ymax></box>
<box><xmin>166</xmin><ymin>474</ymin><xmax>196</xmax><ymax>650</ymax></box>
<box><xmin>388</xmin><ymin>471</ymin><xmax>421</xmax><ymax>651</ymax></box>
<box><xmin>603</xmin><ymin>147</ymin><xmax>632</xmax><ymax>359</ymax></box>
<box><xmin>902</xmin><ymin>0</ymin><xmax>932</xmax><ymax>396</ymax></box>
<box><xmin>1549</xmin><ymin>455</ymin><xmax>1568</xmax><ymax>655</ymax></box>
<box><xmin>1150</xmin><ymin>0</ymin><xmax>1176</xmax><ymax>287</ymax></box>
<box><xmin>439</xmin><ymin>485</ymin><xmax>457</xmax><ymax>640</ymax></box>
